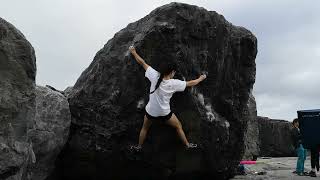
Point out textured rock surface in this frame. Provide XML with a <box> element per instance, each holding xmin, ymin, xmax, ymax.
<box><xmin>26</xmin><ymin>86</ymin><xmax>71</xmax><ymax>180</ymax></box>
<box><xmin>0</xmin><ymin>18</ymin><xmax>37</xmax><ymax>180</ymax></box>
<box><xmin>49</xmin><ymin>3</ymin><xmax>257</xmax><ymax>179</ymax></box>
<box><xmin>243</xmin><ymin>93</ymin><xmax>260</xmax><ymax>159</ymax></box>
<box><xmin>258</xmin><ymin>116</ymin><xmax>295</xmax><ymax>157</ymax></box>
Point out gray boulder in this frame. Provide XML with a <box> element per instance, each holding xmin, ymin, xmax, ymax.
<box><xmin>26</xmin><ymin>86</ymin><xmax>71</xmax><ymax>180</ymax></box>
<box><xmin>0</xmin><ymin>18</ymin><xmax>37</xmax><ymax>180</ymax></box>
<box><xmin>243</xmin><ymin>93</ymin><xmax>260</xmax><ymax>160</ymax></box>
<box><xmin>257</xmin><ymin>116</ymin><xmax>295</xmax><ymax>157</ymax></box>
<box><xmin>49</xmin><ymin>2</ymin><xmax>257</xmax><ymax>179</ymax></box>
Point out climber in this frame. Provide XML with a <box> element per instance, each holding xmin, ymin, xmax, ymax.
<box><xmin>129</xmin><ymin>45</ymin><xmax>206</xmax><ymax>151</ymax></box>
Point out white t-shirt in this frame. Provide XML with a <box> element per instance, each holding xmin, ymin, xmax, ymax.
<box><xmin>145</xmin><ymin>66</ymin><xmax>187</xmax><ymax>117</ymax></box>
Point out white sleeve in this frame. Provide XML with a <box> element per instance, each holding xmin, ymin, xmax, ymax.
<box><xmin>172</xmin><ymin>79</ymin><xmax>187</xmax><ymax>92</ymax></box>
<box><xmin>145</xmin><ymin>66</ymin><xmax>160</xmax><ymax>83</ymax></box>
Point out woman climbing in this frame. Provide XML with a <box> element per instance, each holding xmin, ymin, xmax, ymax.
<box><xmin>129</xmin><ymin>45</ymin><xmax>206</xmax><ymax>151</ymax></box>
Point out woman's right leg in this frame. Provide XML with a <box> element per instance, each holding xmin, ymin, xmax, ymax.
<box><xmin>165</xmin><ymin>113</ymin><xmax>189</xmax><ymax>147</ymax></box>
<box><xmin>138</xmin><ymin>115</ymin><xmax>152</xmax><ymax>146</ymax></box>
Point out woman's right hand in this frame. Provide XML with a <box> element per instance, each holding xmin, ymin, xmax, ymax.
<box><xmin>186</xmin><ymin>74</ymin><xmax>207</xmax><ymax>87</ymax></box>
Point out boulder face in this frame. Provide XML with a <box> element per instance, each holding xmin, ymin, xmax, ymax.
<box><xmin>50</xmin><ymin>3</ymin><xmax>257</xmax><ymax>179</ymax></box>
<box><xmin>27</xmin><ymin>86</ymin><xmax>71</xmax><ymax>180</ymax></box>
<box><xmin>0</xmin><ymin>18</ymin><xmax>37</xmax><ymax>179</ymax></box>
<box><xmin>257</xmin><ymin>116</ymin><xmax>295</xmax><ymax>157</ymax></box>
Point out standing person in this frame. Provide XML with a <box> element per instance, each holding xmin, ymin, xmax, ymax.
<box><xmin>291</xmin><ymin>118</ymin><xmax>308</xmax><ymax>176</ymax></box>
<box><xmin>128</xmin><ymin>45</ymin><xmax>207</xmax><ymax>151</ymax></box>
<box><xmin>309</xmin><ymin>144</ymin><xmax>319</xmax><ymax>177</ymax></box>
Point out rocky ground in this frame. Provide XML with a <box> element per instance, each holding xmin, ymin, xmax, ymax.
<box><xmin>233</xmin><ymin>157</ymin><xmax>319</xmax><ymax>180</ymax></box>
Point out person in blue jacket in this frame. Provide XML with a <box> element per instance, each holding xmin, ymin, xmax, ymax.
<box><xmin>291</xmin><ymin>118</ymin><xmax>308</xmax><ymax>176</ymax></box>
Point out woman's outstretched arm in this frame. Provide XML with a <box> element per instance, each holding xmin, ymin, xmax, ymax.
<box><xmin>186</xmin><ymin>75</ymin><xmax>206</xmax><ymax>87</ymax></box>
<box><xmin>129</xmin><ymin>46</ymin><xmax>149</xmax><ymax>71</ymax></box>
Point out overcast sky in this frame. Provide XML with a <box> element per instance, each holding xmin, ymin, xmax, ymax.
<box><xmin>1</xmin><ymin>0</ymin><xmax>319</xmax><ymax>120</ymax></box>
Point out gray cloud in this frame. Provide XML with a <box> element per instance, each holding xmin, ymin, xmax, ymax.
<box><xmin>1</xmin><ymin>0</ymin><xmax>319</xmax><ymax>120</ymax></box>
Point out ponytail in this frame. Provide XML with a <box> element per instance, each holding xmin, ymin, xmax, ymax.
<box><xmin>150</xmin><ymin>61</ymin><xmax>177</xmax><ymax>94</ymax></box>
<box><xmin>150</xmin><ymin>73</ymin><xmax>164</xmax><ymax>94</ymax></box>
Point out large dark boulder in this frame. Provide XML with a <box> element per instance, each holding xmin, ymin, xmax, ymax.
<box><xmin>50</xmin><ymin>3</ymin><xmax>257</xmax><ymax>179</ymax></box>
<box><xmin>0</xmin><ymin>18</ymin><xmax>37</xmax><ymax>180</ymax></box>
<box><xmin>257</xmin><ymin>116</ymin><xmax>295</xmax><ymax>157</ymax></box>
<box><xmin>26</xmin><ymin>86</ymin><xmax>71</xmax><ymax>180</ymax></box>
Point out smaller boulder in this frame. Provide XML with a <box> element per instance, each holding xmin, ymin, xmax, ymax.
<box><xmin>258</xmin><ymin>116</ymin><xmax>295</xmax><ymax>157</ymax></box>
<box><xmin>243</xmin><ymin>93</ymin><xmax>260</xmax><ymax>160</ymax></box>
<box><xmin>27</xmin><ymin>86</ymin><xmax>71</xmax><ymax>180</ymax></box>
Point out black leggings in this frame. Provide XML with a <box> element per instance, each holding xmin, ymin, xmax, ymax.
<box><xmin>310</xmin><ymin>146</ymin><xmax>320</xmax><ymax>171</ymax></box>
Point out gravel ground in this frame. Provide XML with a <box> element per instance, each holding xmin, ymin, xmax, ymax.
<box><xmin>232</xmin><ymin>157</ymin><xmax>319</xmax><ymax>180</ymax></box>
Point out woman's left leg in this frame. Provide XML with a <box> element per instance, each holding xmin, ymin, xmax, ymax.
<box><xmin>165</xmin><ymin>113</ymin><xmax>189</xmax><ymax>146</ymax></box>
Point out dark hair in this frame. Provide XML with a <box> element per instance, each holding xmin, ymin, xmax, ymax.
<box><xmin>292</xmin><ymin>118</ymin><xmax>299</xmax><ymax>125</ymax></box>
<box><xmin>150</xmin><ymin>61</ymin><xmax>177</xmax><ymax>94</ymax></box>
